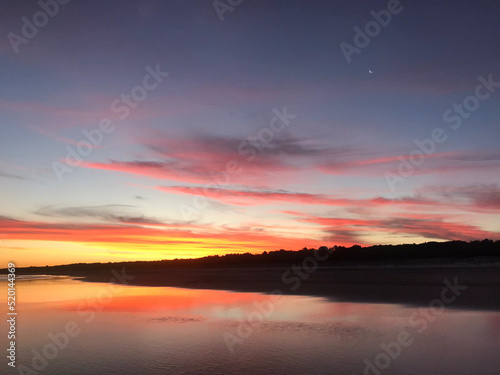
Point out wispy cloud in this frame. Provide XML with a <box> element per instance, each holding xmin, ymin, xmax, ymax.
<box><xmin>0</xmin><ymin>170</ymin><xmax>28</xmax><ymax>180</ymax></box>
<box><xmin>417</xmin><ymin>184</ymin><xmax>500</xmax><ymax>211</ymax></box>
<box><xmin>80</xmin><ymin>133</ymin><xmax>328</xmax><ymax>185</ymax></box>
<box><xmin>157</xmin><ymin>185</ymin><xmax>500</xmax><ymax>214</ymax></box>
<box><xmin>79</xmin><ymin>131</ymin><xmax>500</xmax><ymax>186</ymax></box>
<box><xmin>34</xmin><ymin>204</ymin><xmax>165</xmax><ymax>225</ymax></box>
<box><xmin>284</xmin><ymin>211</ymin><xmax>500</xmax><ymax>242</ymax></box>
<box><xmin>0</xmin><ymin>215</ymin><xmax>314</xmax><ymax>255</ymax></box>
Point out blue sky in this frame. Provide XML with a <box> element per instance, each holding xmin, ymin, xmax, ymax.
<box><xmin>0</xmin><ymin>0</ymin><xmax>499</xmax><ymax>266</ymax></box>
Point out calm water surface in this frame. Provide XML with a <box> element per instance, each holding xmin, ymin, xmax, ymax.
<box><xmin>1</xmin><ymin>276</ymin><xmax>499</xmax><ymax>375</ymax></box>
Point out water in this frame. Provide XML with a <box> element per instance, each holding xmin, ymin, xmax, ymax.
<box><xmin>2</xmin><ymin>276</ymin><xmax>499</xmax><ymax>374</ymax></box>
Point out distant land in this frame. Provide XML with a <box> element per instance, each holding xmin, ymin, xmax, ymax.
<box><xmin>4</xmin><ymin>239</ymin><xmax>500</xmax><ymax>272</ymax></box>
<box><xmin>3</xmin><ymin>240</ymin><xmax>500</xmax><ymax>310</ymax></box>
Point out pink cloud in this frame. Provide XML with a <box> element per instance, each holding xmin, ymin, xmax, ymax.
<box><xmin>283</xmin><ymin>211</ymin><xmax>500</xmax><ymax>242</ymax></box>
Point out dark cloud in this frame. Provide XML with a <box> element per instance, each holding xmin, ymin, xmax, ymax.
<box><xmin>34</xmin><ymin>204</ymin><xmax>165</xmax><ymax>225</ymax></box>
<box><xmin>419</xmin><ymin>184</ymin><xmax>500</xmax><ymax>210</ymax></box>
<box><xmin>0</xmin><ymin>170</ymin><xmax>28</xmax><ymax>180</ymax></box>
<box><xmin>285</xmin><ymin>212</ymin><xmax>499</xmax><ymax>242</ymax></box>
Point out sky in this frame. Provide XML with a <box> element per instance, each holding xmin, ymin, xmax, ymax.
<box><xmin>0</xmin><ymin>0</ymin><xmax>499</xmax><ymax>266</ymax></box>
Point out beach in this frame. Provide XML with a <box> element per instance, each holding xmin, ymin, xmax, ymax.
<box><xmin>63</xmin><ymin>264</ymin><xmax>500</xmax><ymax>311</ymax></box>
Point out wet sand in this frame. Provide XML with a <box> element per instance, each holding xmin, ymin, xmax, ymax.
<box><xmin>76</xmin><ymin>265</ymin><xmax>500</xmax><ymax>311</ymax></box>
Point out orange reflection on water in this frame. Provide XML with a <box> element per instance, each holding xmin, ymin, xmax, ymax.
<box><xmin>10</xmin><ymin>277</ymin><xmax>410</xmax><ymax>325</ymax></box>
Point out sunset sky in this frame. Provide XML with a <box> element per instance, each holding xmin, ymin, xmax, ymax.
<box><xmin>1</xmin><ymin>0</ymin><xmax>499</xmax><ymax>266</ymax></box>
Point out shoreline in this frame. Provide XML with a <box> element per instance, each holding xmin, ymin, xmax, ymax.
<box><xmin>70</xmin><ymin>264</ymin><xmax>500</xmax><ymax>311</ymax></box>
